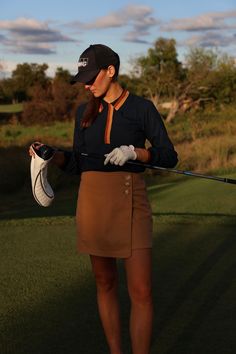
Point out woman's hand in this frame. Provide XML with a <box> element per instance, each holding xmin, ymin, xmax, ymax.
<box><xmin>104</xmin><ymin>145</ymin><xmax>137</xmax><ymax>166</ymax></box>
<box><xmin>29</xmin><ymin>142</ymin><xmax>65</xmax><ymax>168</ymax></box>
<box><xmin>28</xmin><ymin>141</ymin><xmax>44</xmax><ymax>158</ymax></box>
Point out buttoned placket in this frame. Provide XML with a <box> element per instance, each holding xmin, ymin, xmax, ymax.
<box><xmin>124</xmin><ymin>174</ymin><xmax>131</xmax><ymax>195</ymax></box>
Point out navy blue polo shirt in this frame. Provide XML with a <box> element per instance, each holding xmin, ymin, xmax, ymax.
<box><xmin>63</xmin><ymin>91</ymin><xmax>178</xmax><ymax>174</ymax></box>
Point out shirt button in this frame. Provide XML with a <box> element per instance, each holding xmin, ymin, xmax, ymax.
<box><xmin>124</xmin><ymin>189</ymin><xmax>129</xmax><ymax>195</ymax></box>
<box><xmin>125</xmin><ymin>181</ymin><xmax>130</xmax><ymax>186</ymax></box>
<box><xmin>125</xmin><ymin>175</ymin><xmax>131</xmax><ymax>180</ymax></box>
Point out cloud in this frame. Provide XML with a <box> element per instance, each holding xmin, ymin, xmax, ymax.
<box><xmin>0</xmin><ymin>17</ymin><xmax>76</xmax><ymax>55</ymax></box>
<box><xmin>83</xmin><ymin>4</ymin><xmax>157</xmax><ymax>29</ymax></box>
<box><xmin>161</xmin><ymin>9</ymin><xmax>236</xmax><ymax>51</ymax></box>
<box><xmin>69</xmin><ymin>4</ymin><xmax>159</xmax><ymax>44</ymax></box>
<box><xmin>162</xmin><ymin>10</ymin><xmax>236</xmax><ymax>32</ymax></box>
<box><xmin>83</xmin><ymin>14</ymin><xmax>124</xmax><ymax>29</ymax></box>
<box><xmin>2</xmin><ymin>38</ymin><xmax>57</xmax><ymax>54</ymax></box>
<box><xmin>123</xmin><ymin>31</ymin><xmax>150</xmax><ymax>44</ymax></box>
<box><xmin>182</xmin><ymin>32</ymin><xmax>236</xmax><ymax>48</ymax></box>
<box><xmin>0</xmin><ymin>33</ymin><xmax>6</xmax><ymax>42</ymax></box>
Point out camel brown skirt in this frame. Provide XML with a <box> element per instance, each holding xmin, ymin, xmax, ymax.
<box><xmin>76</xmin><ymin>171</ymin><xmax>153</xmax><ymax>258</ymax></box>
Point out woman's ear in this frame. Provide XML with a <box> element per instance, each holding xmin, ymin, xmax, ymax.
<box><xmin>107</xmin><ymin>65</ymin><xmax>116</xmax><ymax>79</ymax></box>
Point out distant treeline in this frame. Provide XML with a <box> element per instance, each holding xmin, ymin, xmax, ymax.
<box><xmin>1</xmin><ymin>37</ymin><xmax>236</xmax><ymax>124</ymax></box>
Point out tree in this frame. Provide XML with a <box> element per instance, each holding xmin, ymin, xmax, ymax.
<box><xmin>54</xmin><ymin>67</ymin><xmax>71</xmax><ymax>83</ymax></box>
<box><xmin>0</xmin><ymin>78</ymin><xmax>16</xmax><ymax>103</ymax></box>
<box><xmin>183</xmin><ymin>48</ymin><xmax>236</xmax><ymax>109</ymax></box>
<box><xmin>133</xmin><ymin>38</ymin><xmax>184</xmax><ymax>107</ymax></box>
<box><xmin>118</xmin><ymin>74</ymin><xmax>142</xmax><ymax>96</ymax></box>
<box><xmin>210</xmin><ymin>54</ymin><xmax>236</xmax><ymax>104</ymax></box>
<box><xmin>132</xmin><ymin>38</ymin><xmax>186</xmax><ymax>122</ymax></box>
<box><xmin>22</xmin><ymin>78</ymin><xmax>89</xmax><ymax>125</ymax></box>
<box><xmin>11</xmin><ymin>63</ymin><xmax>49</xmax><ymax>101</ymax></box>
<box><xmin>0</xmin><ymin>61</ymin><xmax>4</xmax><ymax>77</ymax></box>
<box><xmin>184</xmin><ymin>48</ymin><xmax>218</xmax><ymax>100</ymax></box>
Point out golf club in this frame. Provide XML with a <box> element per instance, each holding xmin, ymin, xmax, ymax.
<box><xmin>80</xmin><ymin>152</ymin><xmax>236</xmax><ymax>185</ymax></box>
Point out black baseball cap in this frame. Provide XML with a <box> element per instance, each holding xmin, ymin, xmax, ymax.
<box><xmin>71</xmin><ymin>44</ymin><xmax>120</xmax><ymax>84</ymax></box>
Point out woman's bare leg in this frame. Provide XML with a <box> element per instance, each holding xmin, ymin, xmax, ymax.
<box><xmin>124</xmin><ymin>249</ymin><xmax>153</xmax><ymax>354</ymax></box>
<box><xmin>90</xmin><ymin>255</ymin><xmax>123</xmax><ymax>354</ymax></box>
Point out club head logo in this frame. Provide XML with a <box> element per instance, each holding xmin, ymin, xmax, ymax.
<box><xmin>78</xmin><ymin>58</ymin><xmax>88</xmax><ymax>68</ymax></box>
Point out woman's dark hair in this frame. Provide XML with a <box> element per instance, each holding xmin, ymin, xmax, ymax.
<box><xmin>81</xmin><ymin>61</ymin><xmax>120</xmax><ymax>128</ymax></box>
<box><xmin>80</xmin><ymin>95</ymin><xmax>101</xmax><ymax>128</ymax></box>
<box><xmin>112</xmin><ymin>60</ymin><xmax>120</xmax><ymax>80</ymax></box>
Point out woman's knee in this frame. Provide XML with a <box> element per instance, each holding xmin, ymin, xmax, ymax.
<box><xmin>90</xmin><ymin>256</ymin><xmax>118</xmax><ymax>292</ymax></box>
<box><xmin>128</xmin><ymin>282</ymin><xmax>153</xmax><ymax>305</ymax></box>
<box><xmin>94</xmin><ymin>271</ymin><xmax>118</xmax><ymax>292</ymax></box>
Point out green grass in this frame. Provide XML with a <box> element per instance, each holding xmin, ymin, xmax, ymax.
<box><xmin>148</xmin><ymin>172</ymin><xmax>236</xmax><ymax>224</ymax></box>
<box><xmin>0</xmin><ymin>175</ymin><xmax>236</xmax><ymax>354</ymax></box>
<box><xmin>0</xmin><ymin>103</ymin><xmax>23</xmax><ymax>113</ymax></box>
<box><xmin>0</xmin><ymin>121</ymin><xmax>74</xmax><ymax>148</ymax></box>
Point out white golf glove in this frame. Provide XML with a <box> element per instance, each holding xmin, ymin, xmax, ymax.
<box><xmin>104</xmin><ymin>145</ymin><xmax>137</xmax><ymax>166</ymax></box>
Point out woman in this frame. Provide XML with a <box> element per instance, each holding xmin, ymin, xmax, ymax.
<box><xmin>30</xmin><ymin>44</ymin><xmax>178</xmax><ymax>354</ymax></box>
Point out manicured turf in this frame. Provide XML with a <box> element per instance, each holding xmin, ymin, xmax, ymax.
<box><xmin>0</xmin><ymin>103</ymin><xmax>23</xmax><ymax>113</ymax></box>
<box><xmin>0</xmin><ymin>174</ymin><xmax>236</xmax><ymax>354</ymax></box>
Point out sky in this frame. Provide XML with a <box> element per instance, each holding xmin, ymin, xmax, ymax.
<box><xmin>0</xmin><ymin>0</ymin><xmax>236</xmax><ymax>77</ymax></box>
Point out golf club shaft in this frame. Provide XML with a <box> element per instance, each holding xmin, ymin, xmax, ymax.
<box><xmin>80</xmin><ymin>152</ymin><xmax>236</xmax><ymax>185</ymax></box>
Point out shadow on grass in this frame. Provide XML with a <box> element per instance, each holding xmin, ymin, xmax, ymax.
<box><xmin>1</xmin><ymin>262</ymin><xmax>131</xmax><ymax>354</ymax></box>
<box><xmin>1</xmin><ymin>189</ymin><xmax>236</xmax><ymax>222</ymax></box>
<box><xmin>153</xmin><ymin>232</ymin><xmax>235</xmax><ymax>333</ymax></box>
<box><xmin>151</xmin><ymin>224</ymin><xmax>236</xmax><ymax>354</ymax></box>
<box><xmin>1</xmin><ymin>277</ymin><xmax>106</xmax><ymax>354</ymax></box>
<box><xmin>153</xmin><ymin>211</ymin><xmax>236</xmax><ymax>219</ymax></box>
<box><xmin>164</xmin><ymin>260</ymin><xmax>236</xmax><ymax>354</ymax></box>
<box><xmin>1</xmin><ymin>223</ymin><xmax>236</xmax><ymax>354</ymax></box>
<box><xmin>0</xmin><ymin>222</ymin><xmax>130</xmax><ymax>354</ymax></box>
<box><xmin>0</xmin><ymin>186</ymin><xmax>78</xmax><ymax>221</ymax></box>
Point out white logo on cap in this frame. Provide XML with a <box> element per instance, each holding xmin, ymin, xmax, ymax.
<box><xmin>78</xmin><ymin>58</ymin><xmax>88</xmax><ymax>68</ymax></box>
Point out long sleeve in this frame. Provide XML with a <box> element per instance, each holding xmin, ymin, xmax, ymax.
<box><xmin>143</xmin><ymin>101</ymin><xmax>178</xmax><ymax>168</ymax></box>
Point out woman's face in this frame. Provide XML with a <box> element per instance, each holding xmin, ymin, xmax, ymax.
<box><xmin>84</xmin><ymin>66</ymin><xmax>114</xmax><ymax>97</ymax></box>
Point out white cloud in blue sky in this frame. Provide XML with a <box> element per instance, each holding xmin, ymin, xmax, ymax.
<box><xmin>0</xmin><ymin>0</ymin><xmax>236</xmax><ymax>76</ymax></box>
